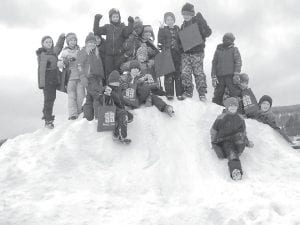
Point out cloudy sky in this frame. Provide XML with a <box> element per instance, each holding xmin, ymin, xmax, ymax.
<box><xmin>0</xmin><ymin>0</ymin><xmax>299</xmax><ymax>138</ymax></box>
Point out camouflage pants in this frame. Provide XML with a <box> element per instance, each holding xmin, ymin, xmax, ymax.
<box><xmin>181</xmin><ymin>53</ymin><xmax>207</xmax><ymax>96</ymax></box>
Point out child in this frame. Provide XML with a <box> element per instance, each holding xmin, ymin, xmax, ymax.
<box><xmin>256</xmin><ymin>95</ymin><xmax>292</xmax><ymax>144</ymax></box>
<box><xmin>58</xmin><ymin>33</ymin><xmax>84</xmax><ymax>120</ymax></box>
<box><xmin>93</xmin><ymin>9</ymin><xmax>134</xmax><ymax>81</ymax></box>
<box><xmin>94</xmin><ymin>34</ymin><xmax>106</xmax><ymax>69</ymax></box>
<box><xmin>210</xmin><ymin>97</ymin><xmax>253</xmax><ymax>181</ymax></box>
<box><xmin>211</xmin><ymin>33</ymin><xmax>242</xmax><ymax>106</ymax></box>
<box><xmin>103</xmin><ymin>70</ymin><xmax>132</xmax><ymax>144</ymax></box>
<box><xmin>158</xmin><ymin>12</ymin><xmax>184</xmax><ymax>100</ymax></box>
<box><xmin>141</xmin><ymin>25</ymin><xmax>158</xmax><ymax>59</ymax></box>
<box><xmin>36</xmin><ymin>33</ymin><xmax>65</xmax><ymax>129</ymax></box>
<box><xmin>120</xmin><ymin>60</ymin><xmax>174</xmax><ymax>116</ymax></box>
<box><xmin>180</xmin><ymin>2</ymin><xmax>212</xmax><ymax>101</ymax></box>
<box><xmin>77</xmin><ymin>33</ymin><xmax>105</xmax><ymax>121</ymax></box>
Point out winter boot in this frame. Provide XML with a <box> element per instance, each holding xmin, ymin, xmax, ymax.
<box><xmin>45</xmin><ymin>120</ymin><xmax>54</xmax><ymax>129</ymax></box>
<box><xmin>177</xmin><ymin>95</ymin><xmax>185</xmax><ymax>101</ymax></box>
<box><xmin>68</xmin><ymin>116</ymin><xmax>78</xmax><ymax>120</ymax></box>
<box><xmin>164</xmin><ymin>105</ymin><xmax>174</xmax><ymax>117</ymax></box>
<box><xmin>166</xmin><ymin>95</ymin><xmax>174</xmax><ymax>100</ymax></box>
<box><xmin>113</xmin><ymin>134</ymin><xmax>131</xmax><ymax>145</ymax></box>
<box><xmin>183</xmin><ymin>92</ymin><xmax>193</xmax><ymax>98</ymax></box>
<box><xmin>199</xmin><ymin>95</ymin><xmax>207</xmax><ymax>102</ymax></box>
<box><xmin>228</xmin><ymin>159</ymin><xmax>243</xmax><ymax>181</ymax></box>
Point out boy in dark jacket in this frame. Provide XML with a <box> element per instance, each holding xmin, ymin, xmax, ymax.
<box><xmin>103</xmin><ymin>70</ymin><xmax>132</xmax><ymax>144</ymax></box>
<box><xmin>79</xmin><ymin>33</ymin><xmax>105</xmax><ymax>121</ymax></box>
<box><xmin>180</xmin><ymin>2</ymin><xmax>212</xmax><ymax>101</ymax></box>
<box><xmin>211</xmin><ymin>97</ymin><xmax>253</xmax><ymax>181</ymax></box>
<box><xmin>158</xmin><ymin>12</ymin><xmax>184</xmax><ymax>100</ymax></box>
<box><xmin>255</xmin><ymin>95</ymin><xmax>292</xmax><ymax>144</ymax></box>
<box><xmin>212</xmin><ymin>33</ymin><xmax>242</xmax><ymax>106</ymax></box>
<box><xmin>93</xmin><ymin>9</ymin><xmax>134</xmax><ymax>81</ymax></box>
<box><xmin>36</xmin><ymin>33</ymin><xmax>65</xmax><ymax>129</ymax></box>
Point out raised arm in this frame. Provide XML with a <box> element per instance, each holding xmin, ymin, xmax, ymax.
<box><xmin>122</xmin><ymin>16</ymin><xmax>134</xmax><ymax>38</ymax></box>
<box><xmin>53</xmin><ymin>33</ymin><xmax>65</xmax><ymax>56</ymax></box>
<box><xmin>93</xmin><ymin>14</ymin><xmax>107</xmax><ymax>36</ymax></box>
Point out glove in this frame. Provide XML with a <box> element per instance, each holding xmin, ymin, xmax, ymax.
<box><xmin>196</xmin><ymin>12</ymin><xmax>204</xmax><ymax>20</ymax></box>
<box><xmin>59</xmin><ymin>33</ymin><xmax>65</xmax><ymax>38</ymax></box>
<box><xmin>95</xmin><ymin>14</ymin><xmax>103</xmax><ymax>20</ymax></box>
<box><xmin>80</xmin><ymin>76</ymin><xmax>89</xmax><ymax>88</ymax></box>
<box><xmin>212</xmin><ymin>76</ymin><xmax>218</xmax><ymax>88</ymax></box>
<box><xmin>104</xmin><ymin>86</ymin><xmax>112</xmax><ymax>96</ymax></box>
<box><xmin>128</xmin><ymin>16</ymin><xmax>134</xmax><ymax>24</ymax></box>
<box><xmin>247</xmin><ymin>140</ymin><xmax>254</xmax><ymax>148</ymax></box>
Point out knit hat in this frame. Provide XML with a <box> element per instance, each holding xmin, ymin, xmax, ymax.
<box><xmin>143</xmin><ymin>25</ymin><xmax>155</xmax><ymax>40</ymax></box>
<box><xmin>109</xmin><ymin>8</ymin><xmax>121</xmax><ymax>20</ymax></box>
<box><xmin>136</xmin><ymin>46</ymin><xmax>148</xmax><ymax>60</ymax></box>
<box><xmin>41</xmin><ymin>35</ymin><xmax>53</xmax><ymax>45</ymax></box>
<box><xmin>224</xmin><ymin>97</ymin><xmax>239</xmax><ymax>109</ymax></box>
<box><xmin>85</xmin><ymin>32</ymin><xmax>96</xmax><ymax>44</ymax></box>
<box><xmin>108</xmin><ymin>70</ymin><xmax>121</xmax><ymax>84</ymax></box>
<box><xmin>164</xmin><ymin>12</ymin><xmax>176</xmax><ymax>22</ymax></box>
<box><xmin>129</xmin><ymin>60</ymin><xmax>141</xmax><ymax>70</ymax></box>
<box><xmin>239</xmin><ymin>73</ymin><xmax>249</xmax><ymax>84</ymax></box>
<box><xmin>223</xmin><ymin>33</ymin><xmax>235</xmax><ymax>42</ymax></box>
<box><xmin>258</xmin><ymin>95</ymin><xmax>273</xmax><ymax>107</ymax></box>
<box><xmin>181</xmin><ymin>3</ymin><xmax>195</xmax><ymax>16</ymax></box>
<box><xmin>66</xmin><ymin>33</ymin><xmax>77</xmax><ymax>45</ymax></box>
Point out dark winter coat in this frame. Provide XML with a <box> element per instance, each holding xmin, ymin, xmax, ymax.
<box><xmin>210</xmin><ymin>112</ymin><xmax>248</xmax><ymax>144</ymax></box>
<box><xmin>97</xmin><ymin>38</ymin><xmax>106</xmax><ymax>65</ymax></box>
<box><xmin>180</xmin><ymin>12</ymin><xmax>212</xmax><ymax>54</ymax></box>
<box><xmin>211</xmin><ymin>44</ymin><xmax>242</xmax><ymax>77</ymax></box>
<box><xmin>93</xmin><ymin>17</ymin><xmax>133</xmax><ymax>56</ymax></box>
<box><xmin>157</xmin><ymin>25</ymin><xmax>181</xmax><ymax>53</ymax></box>
<box><xmin>36</xmin><ymin>35</ymin><xmax>65</xmax><ymax>89</ymax></box>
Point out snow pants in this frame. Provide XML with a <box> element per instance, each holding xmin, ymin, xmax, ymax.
<box><xmin>67</xmin><ymin>79</ymin><xmax>85</xmax><ymax>118</ymax></box>
<box><xmin>114</xmin><ymin>109</ymin><xmax>129</xmax><ymax>139</ymax></box>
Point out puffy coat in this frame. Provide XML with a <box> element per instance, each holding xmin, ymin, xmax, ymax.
<box><xmin>157</xmin><ymin>25</ymin><xmax>181</xmax><ymax>52</ymax></box>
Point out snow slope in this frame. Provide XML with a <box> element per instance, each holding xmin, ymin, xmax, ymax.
<box><xmin>0</xmin><ymin>99</ymin><xmax>299</xmax><ymax>225</ymax></box>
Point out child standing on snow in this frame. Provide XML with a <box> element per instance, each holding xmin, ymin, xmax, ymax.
<box><xmin>36</xmin><ymin>33</ymin><xmax>65</xmax><ymax>129</ymax></box>
<box><xmin>255</xmin><ymin>95</ymin><xmax>292</xmax><ymax>144</ymax></box>
<box><xmin>210</xmin><ymin>97</ymin><xmax>254</xmax><ymax>181</ymax></box>
<box><xmin>58</xmin><ymin>33</ymin><xmax>84</xmax><ymax>120</ymax></box>
<box><xmin>180</xmin><ymin>2</ymin><xmax>212</xmax><ymax>101</ymax></box>
<box><xmin>78</xmin><ymin>33</ymin><xmax>105</xmax><ymax>121</ymax></box>
<box><xmin>158</xmin><ymin>12</ymin><xmax>184</xmax><ymax>101</ymax></box>
<box><xmin>103</xmin><ymin>70</ymin><xmax>132</xmax><ymax>144</ymax></box>
<box><xmin>211</xmin><ymin>33</ymin><xmax>242</xmax><ymax>106</ymax></box>
<box><xmin>93</xmin><ymin>9</ymin><xmax>134</xmax><ymax>81</ymax></box>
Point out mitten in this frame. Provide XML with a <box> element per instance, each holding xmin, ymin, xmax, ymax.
<box><xmin>128</xmin><ymin>16</ymin><xmax>134</xmax><ymax>24</ymax></box>
<box><xmin>95</xmin><ymin>14</ymin><xmax>103</xmax><ymax>20</ymax></box>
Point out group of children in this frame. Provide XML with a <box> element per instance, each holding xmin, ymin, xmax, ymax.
<box><xmin>36</xmin><ymin>2</ymin><xmax>290</xmax><ymax>180</ymax></box>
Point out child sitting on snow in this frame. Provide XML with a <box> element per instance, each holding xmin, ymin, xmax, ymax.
<box><xmin>255</xmin><ymin>95</ymin><xmax>292</xmax><ymax>144</ymax></box>
<box><xmin>211</xmin><ymin>33</ymin><xmax>242</xmax><ymax>106</ymax></box>
<box><xmin>103</xmin><ymin>70</ymin><xmax>132</xmax><ymax>144</ymax></box>
<box><xmin>58</xmin><ymin>33</ymin><xmax>84</xmax><ymax>120</ymax></box>
<box><xmin>120</xmin><ymin>60</ymin><xmax>174</xmax><ymax>116</ymax></box>
<box><xmin>210</xmin><ymin>97</ymin><xmax>254</xmax><ymax>181</ymax></box>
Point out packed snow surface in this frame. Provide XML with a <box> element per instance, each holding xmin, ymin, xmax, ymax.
<box><xmin>0</xmin><ymin>99</ymin><xmax>299</xmax><ymax>225</ymax></box>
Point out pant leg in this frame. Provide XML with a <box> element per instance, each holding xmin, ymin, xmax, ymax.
<box><xmin>164</xmin><ymin>74</ymin><xmax>175</xmax><ymax>97</ymax></box>
<box><xmin>67</xmin><ymin>80</ymin><xmax>78</xmax><ymax>117</ymax></box>
<box><xmin>114</xmin><ymin>109</ymin><xmax>128</xmax><ymax>138</ymax></box>
<box><xmin>224</xmin><ymin>74</ymin><xmax>242</xmax><ymax>97</ymax></box>
<box><xmin>212</xmin><ymin>76</ymin><xmax>226</xmax><ymax>105</ymax></box>
<box><xmin>83</xmin><ymin>93</ymin><xmax>94</xmax><ymax>121</ymax></box>
<box><xmin>105</xmin><ymin>55</ymin><xmax>114</xmax><ymax>83</ymax></box>
<box><xmin>151</xmin><ymin>95</ymin><xmax>167</xmax><ymax>112</ymax></box>
<box><xmin>191</xmin><ymin>52</ymin><xmax>207</xmax><ymax>96</ymax></box>
<box><xmin>86</xmin><ymin>77</ymin><xmax>103</xmax><ymax>119</ymax></box>
<box><xmin>114</xmin><ymin>54</ymin><xmax>125</xmax><ymax>73</ymax></box>
<box><xmin>76</xmin><ymin>80</ymin><xmax>86</xmax><ymax>115</ymax></box>
<box><xmin>172</xmin><ymin>50</ymin><xmax>183</xmax><ymax>97</ymax></box>
<box><xmin>222</xmin><ymin>141</ymin><xmax>240</xmax><ymax>161</ymax></box>
<box><xmin>136</xmin><ymin>83</ymin><xmax>151</xmax><ymax>104</ymax></box>
<box><xmin>181</xmin><ymin>53</ymin><xmax>194</xmax><ymax>95</ymax></box>
<box><xmin>43</xmin><ymin>85</ymin><xmax>56</xmax><ymax>121</ymax></box>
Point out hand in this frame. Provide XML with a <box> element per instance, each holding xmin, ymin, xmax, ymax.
<box><xmin>104</xmin><ymin>86</ymin><xmax>112</xmax><ymax>96</ymax></box>
<box><xmin>80</xmin><ymin>76</ymin><xmax>89</xmax><ymax>88</ymax></box>
<box><xmin>212</xmin><ymin>77</ymin><xmax>218</xmax><ymax>88</ymax></box>
<box><xmin>247</xmin><ymin>141</ymin><xmax>254</xmax><ymax>148</ymax></box>
<box><xmin>159</xmin><ymin>21</ymin><xmax>164</xmax><ymax>28</ymax></box>
<box><xmin>59</xmin><ymin>33</ymin><xmax>65</xmax><ymax>38</ymax></box>
<box><xmin>95</xmin><ymin>14</ymin><xmax>103</xmax><ymax>20</ymax></box>
<box><xmin>128</xmin><ymin>16</ymin><xmax>134</xmax><ymax>24</ymax></box>
<box><xmin>196</xmin><ymin>12</ymin><xmax>203</xmax><ymax>19</ymax></box>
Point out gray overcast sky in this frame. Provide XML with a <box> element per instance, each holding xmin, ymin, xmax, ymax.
<box><xmin>0</xmin><ymin>0</ymin><xmax>299</xmax><ymax>138</ymax></box>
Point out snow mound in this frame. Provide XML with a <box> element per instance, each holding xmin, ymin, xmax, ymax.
<box><xmin>0</xmin><ymin>99</ymin><xmax>299</xmax><ymax>225</ymax></box>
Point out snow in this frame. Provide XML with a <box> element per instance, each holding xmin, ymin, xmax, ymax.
<box><xmin>0</xmin><ymin>99</ymin><xmax>299</xmax><ymax>225</ymax></box>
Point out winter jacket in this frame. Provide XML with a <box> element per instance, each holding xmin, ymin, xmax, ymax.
<box><xmin>101</xmin><ymin>86</ymin><xmax>125</xmax><ymax>111</ymax></box>
<box><xmin>210</xmin><ymin>112</ymin><xmax>248</xmax><ymax>144</ymax></box>
<box><xmin>157</xmin><ymin>25</ymin><xmax>181</xmax><ymax>52</ymax></box>
<box><xmin>211</xmin><ymin>44</ymin><xmax>242</xmax><ymax>77</ymax></box>
<box><xmin>180</xmin><ymin>12</ymin><xmax>212</xmax><ymax>54</ymax></box>
<box><xmin>36</xmin><ymin>35</ymin><xmax>65</xmax><ymax>89</ymax></box>
<box><xmin>93</xmin><ymin>17</ymin><xmax>133</xmax><ymax>56</ymax></box>
<box><xmin>76</xmin><ymin>47</ymin><xmax>105</xmax><ymax>80</ymax></box>
<box><xmin>59</xmin><ymin>46</ymin><xmax>80</xmax><ymax>80</ymax></box>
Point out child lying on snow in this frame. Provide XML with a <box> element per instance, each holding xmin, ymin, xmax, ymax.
<box><xmin>210</xmin><ymin>97</ymin><xmax>254</xmax><ymax>181</ymax></box>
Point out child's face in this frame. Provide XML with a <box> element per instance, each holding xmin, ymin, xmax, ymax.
<box><xmin>86</xmin><ymin>41</ymin><xmax>96</xmax><ymax>50</ymax></box>
<box><xmin>142</xmin><ymin>32</ymin><xmax>152</xmax><ymax>40</ymax></box>
<box><xmin>183</xmin><ymin>14</ymin><xmax>193</xmax><ymax>22</ymax></box>
<box><xmin>239</xmin><ymin>82</ymin><xmax>248</xmax><ymax>90</ymax></box>
<box><xmin>260</xmin><ymin>101</ymin><xmax>271</xmax><ymax>112</ymax></box>
<box><xmin>223</xmin><ymin>37</ymin><xmax>233</xmax><ymax>46</ymax></box>
<box><xmin>228</xmin><ymin>105</ymin><xmax>238</xmax><ymax>114</ymax></box>
<box><xmin>137</xmin><ymin>54</ymin><xmax>147</xmax><ymax>63</ymax></box>
<box><xmin>95</xmin><ymin>36</ymin><xmax>102</xmax><ymax>46</ymax></box>
<box><xmin>165</xmin><ymin>16</ymin><xmax>175</xmax><ymax>27</ymax></box>
<box><xmin>130</xmin><ymin>68</ymin><xmax>141</xmax><ymax>78</ymax></box>
<box><xmin>43</xmin><ymin>38</ymin><xmax>53</xmax><ymax>49</ymax></box>
<box><xmin>111</xmin><ymin>13</ymin><xmax>120</xmax><ymax>23</ymax></box>
<box><xmin>68</xmin><ymin>38</ymin><xmax>77</xmax><ymax>48</ymax></box>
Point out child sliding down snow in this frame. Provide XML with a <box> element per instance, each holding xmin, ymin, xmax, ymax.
<box><xmin>210</xmin><ymin>97</ymin><xmax>254</xmax><ymax>181</ymax></box>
